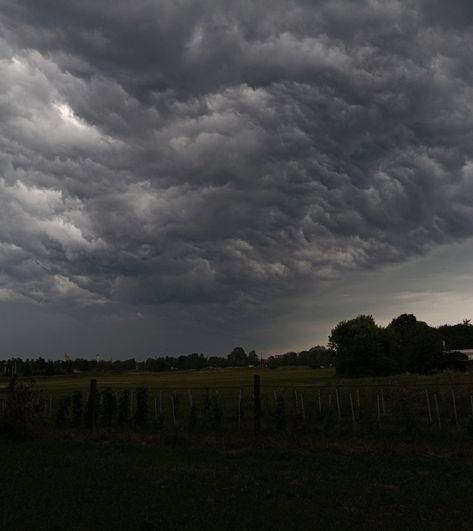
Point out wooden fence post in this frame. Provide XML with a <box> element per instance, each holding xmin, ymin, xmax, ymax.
<box><xmin>254</xmin><ymin>375</ymin><xmax>261</xmax><ymax>437</ymax></box>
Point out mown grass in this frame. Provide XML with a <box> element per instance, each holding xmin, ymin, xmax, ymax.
<box><xmin>3</xmin><ymin>365</ymin><xmax>473</xmax><ymax>393</ymax></box>
<box><xmin>0</xmin><ymin>367</ymin><xmax>335</xmax><ymax>394</ymax></box>
<box><xmin>1</xmin><ymin>436</ymin><xmax>473</xmax><ymax>530</ymax></box>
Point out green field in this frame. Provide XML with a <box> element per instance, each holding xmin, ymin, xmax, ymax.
<box><xmin>2</xmin><ymin>366</ymin><xmax>331</xmax><ymax>394</ymax></box>
<box><xmin>0</xmin><ymin>367</ymin><xmax>473</xmax><ymax>438</ymax></box>
<box><xmin>3</xmin><ymin>367</ymin><xmax>473</xmax><ymax>437</ymax></box>
<box><xmin>4</xmin><ymin>365</ymin><xmax>473</xmax><ymax>393</ymax></box>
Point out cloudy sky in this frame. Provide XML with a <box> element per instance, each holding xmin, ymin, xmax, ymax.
<box><xmin>1</xmin><ymin>0</ymin><xmax>473</xmax><ymax>359</ymax></box>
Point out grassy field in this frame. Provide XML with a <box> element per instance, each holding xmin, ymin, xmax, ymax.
<box><xmin>0</xmin><ymin>366</ymin><xmax>336</xmax><ymax>394</ymax></box>
<box><xmin>3</xmin><ymin>367</ymin><xmax>473</xmax><ymax>436</ymax></box>
<box><xmin>1</xmin><ymin>436</ymin><xmax>473</xmax><ymax>530</ymax></box>
<box><xmin>4</xmin><ymin>365</ymin><xmax>473</xmax><ymax>393</ymax></box>
<box><xmin>2</xmin><ymin>368</ymin><xmax>473</xmax><ymax>529</ymax></box>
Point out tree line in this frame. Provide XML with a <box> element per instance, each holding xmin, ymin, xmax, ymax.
<box><xmin>330</xmin><ymin>313</ymin><xmax>473</xmax><ymax>376</ymax></box>
<box><xmin>0</xmin><ymin>346</ymin><xmax>337</xmax><ymax>377</ymax></box>
<box><xmin>2</xmin><ymin>314</ymin><xmax>472</xmax><ymax>378</ymax></box>
<box><xmin>265</xmin><ymin>346</ymin><xmax>335</xmax><ymax>369</ymax></box>
<box><xmin>0</xmin><ymin>347</ymin><xmax>261</xmax><ymax>377</ymax></box>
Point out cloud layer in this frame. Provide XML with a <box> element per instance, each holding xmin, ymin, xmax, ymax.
<box><xmin>1</xmin><ymin>0</ymin><xmax>473</xmax><ymax>354</ymax></box>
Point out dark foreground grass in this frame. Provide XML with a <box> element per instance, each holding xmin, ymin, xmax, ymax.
<box><xmin>1</xmin><ymin>436</ymin><xmax>473</xmax><ymax>531</ymax></box>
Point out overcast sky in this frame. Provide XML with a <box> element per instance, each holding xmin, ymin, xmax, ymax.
<box><xmin>1</xmin><ymin>0</ymin><xmax>473</xmax><ymax>359</ymax></box>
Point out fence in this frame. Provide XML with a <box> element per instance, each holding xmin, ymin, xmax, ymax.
<box><xmin>2</xmin><ymin>376</ymin><xmax>473</xmax><ymax>437</ymax></box>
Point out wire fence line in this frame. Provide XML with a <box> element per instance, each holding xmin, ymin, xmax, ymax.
<box><xmin>2</xmin><ymin>376</ymin><xmax>473</xmax><ymax>436</ymax></box>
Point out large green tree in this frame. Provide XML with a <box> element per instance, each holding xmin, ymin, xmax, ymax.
<box><xmin>388</xmin><ymin>314</ymin><xmax>443</xmax><ymax>373</ymax></box>
<box><xmin>438</xmin><ymin>320</ymin><xmax>473</xmax><ymax>351</ymax></box>
<box><xmin>329</xmin><ymin>315</ymin><xmax>388</xmax><ymax>376</ymax></box>
<box><xmin>226</xmin><ymin>347</ymin><xmax>248</xmax><ymax>367</ymax></box>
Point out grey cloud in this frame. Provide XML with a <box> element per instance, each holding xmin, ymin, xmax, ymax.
<box><xmin>1</xmin><ymin>0</ymin><xmax>473</xmax><ymax>355</ymax></box>
<box><xmin>419</xmin><ymin>0</ymin><xmax>473</xmax><ymax>29</ymax></box>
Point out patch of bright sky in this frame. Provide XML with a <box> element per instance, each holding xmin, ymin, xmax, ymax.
<box><xmin>280</xmin><ymin>236</ymin><xmax>473</xmax><ymax>352</ymax></box>
<box><xmin>54</xmin><ymin>102</ymin><xmax>88</xmax><ymax>129</ymax></box>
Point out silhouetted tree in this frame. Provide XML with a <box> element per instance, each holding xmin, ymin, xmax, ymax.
<box><xmin>438</xmin><ymin>320</ymin><xmax>473</xmax><ymax>351</ymax></box>
<box><xmin>388</xmin><ymin>314</ymin><xmax>443</xmax><ymax>373</ymax></box>
<box><xmin>247</xmin><ymin>350</ymin><xmax>259</xmax><ymax>366</ymax></box>
<box><xmin>227</xmin><ymin>347</ymin><xmax>248</xmax><ymax>367</ymax></box>
<box><xmin>330</xmin><ymin>315</ymin><xmax>386</xmax><ymax>376</ymax></box>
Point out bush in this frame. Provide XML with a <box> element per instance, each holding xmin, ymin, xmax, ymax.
<box><xmin>211</xmin><ymin>393</ymin><xmax>223</xmax><ymax>431</ymax></box>
<box><xmin>134</xmin><ymin>387</ymin><xmax>148</xmax><ymax>427</ymax></box>
<box><xmin>84</xmin><ymin>381</ymin><xmax>100</xmax><ymax>429</ymax></box>
<box><xmin>117</xmin><ymin>390</ymin><xmax>130</xmax><ymax>426</ymax></box>
<box><xmin>55</xmin><ymin>396</ymin><xmax>72</xmax><ymax>427</ymax></box>
<box><xmin>101</xmin><ymin>388</ymin><xmax>117</xmax><ymax>427</ymax></box>
<box><xmin>274</xmin><ymin>394</ymin><xmax>285</xmax><ymax>431</ymax></box>
<box><xmin>2</xmin><ymin>377</ymin><xmax>44</xmax><ymax>438</ymax></box>
<box><xmin>400</xmin><ymin>397</ymin><xmax>415</xmax><ymax>433</ymax></box>
<box><xmin>189</xmin><ymin>404</ymin><xmax>198</xmax><ymax>430</ymax></box>
<box><xmin>71</xmin><ymin>391</ymin><xmax>83</xmax><ymax>427</ymax></box>
<box><xmin>445</xmin><ymin>351</ymin><xmax>468</xmax><ymax>371</ymax></box>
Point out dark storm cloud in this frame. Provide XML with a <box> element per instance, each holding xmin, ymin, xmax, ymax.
<box><xmin>419</xmin><ymin>0</ymin><xmax>473</xmax><ymax>28</ymax></box>
<box><xmin>1</xmin><ymin>0</ymin><xmax>473</xmax><ymax>317</ymax></box>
